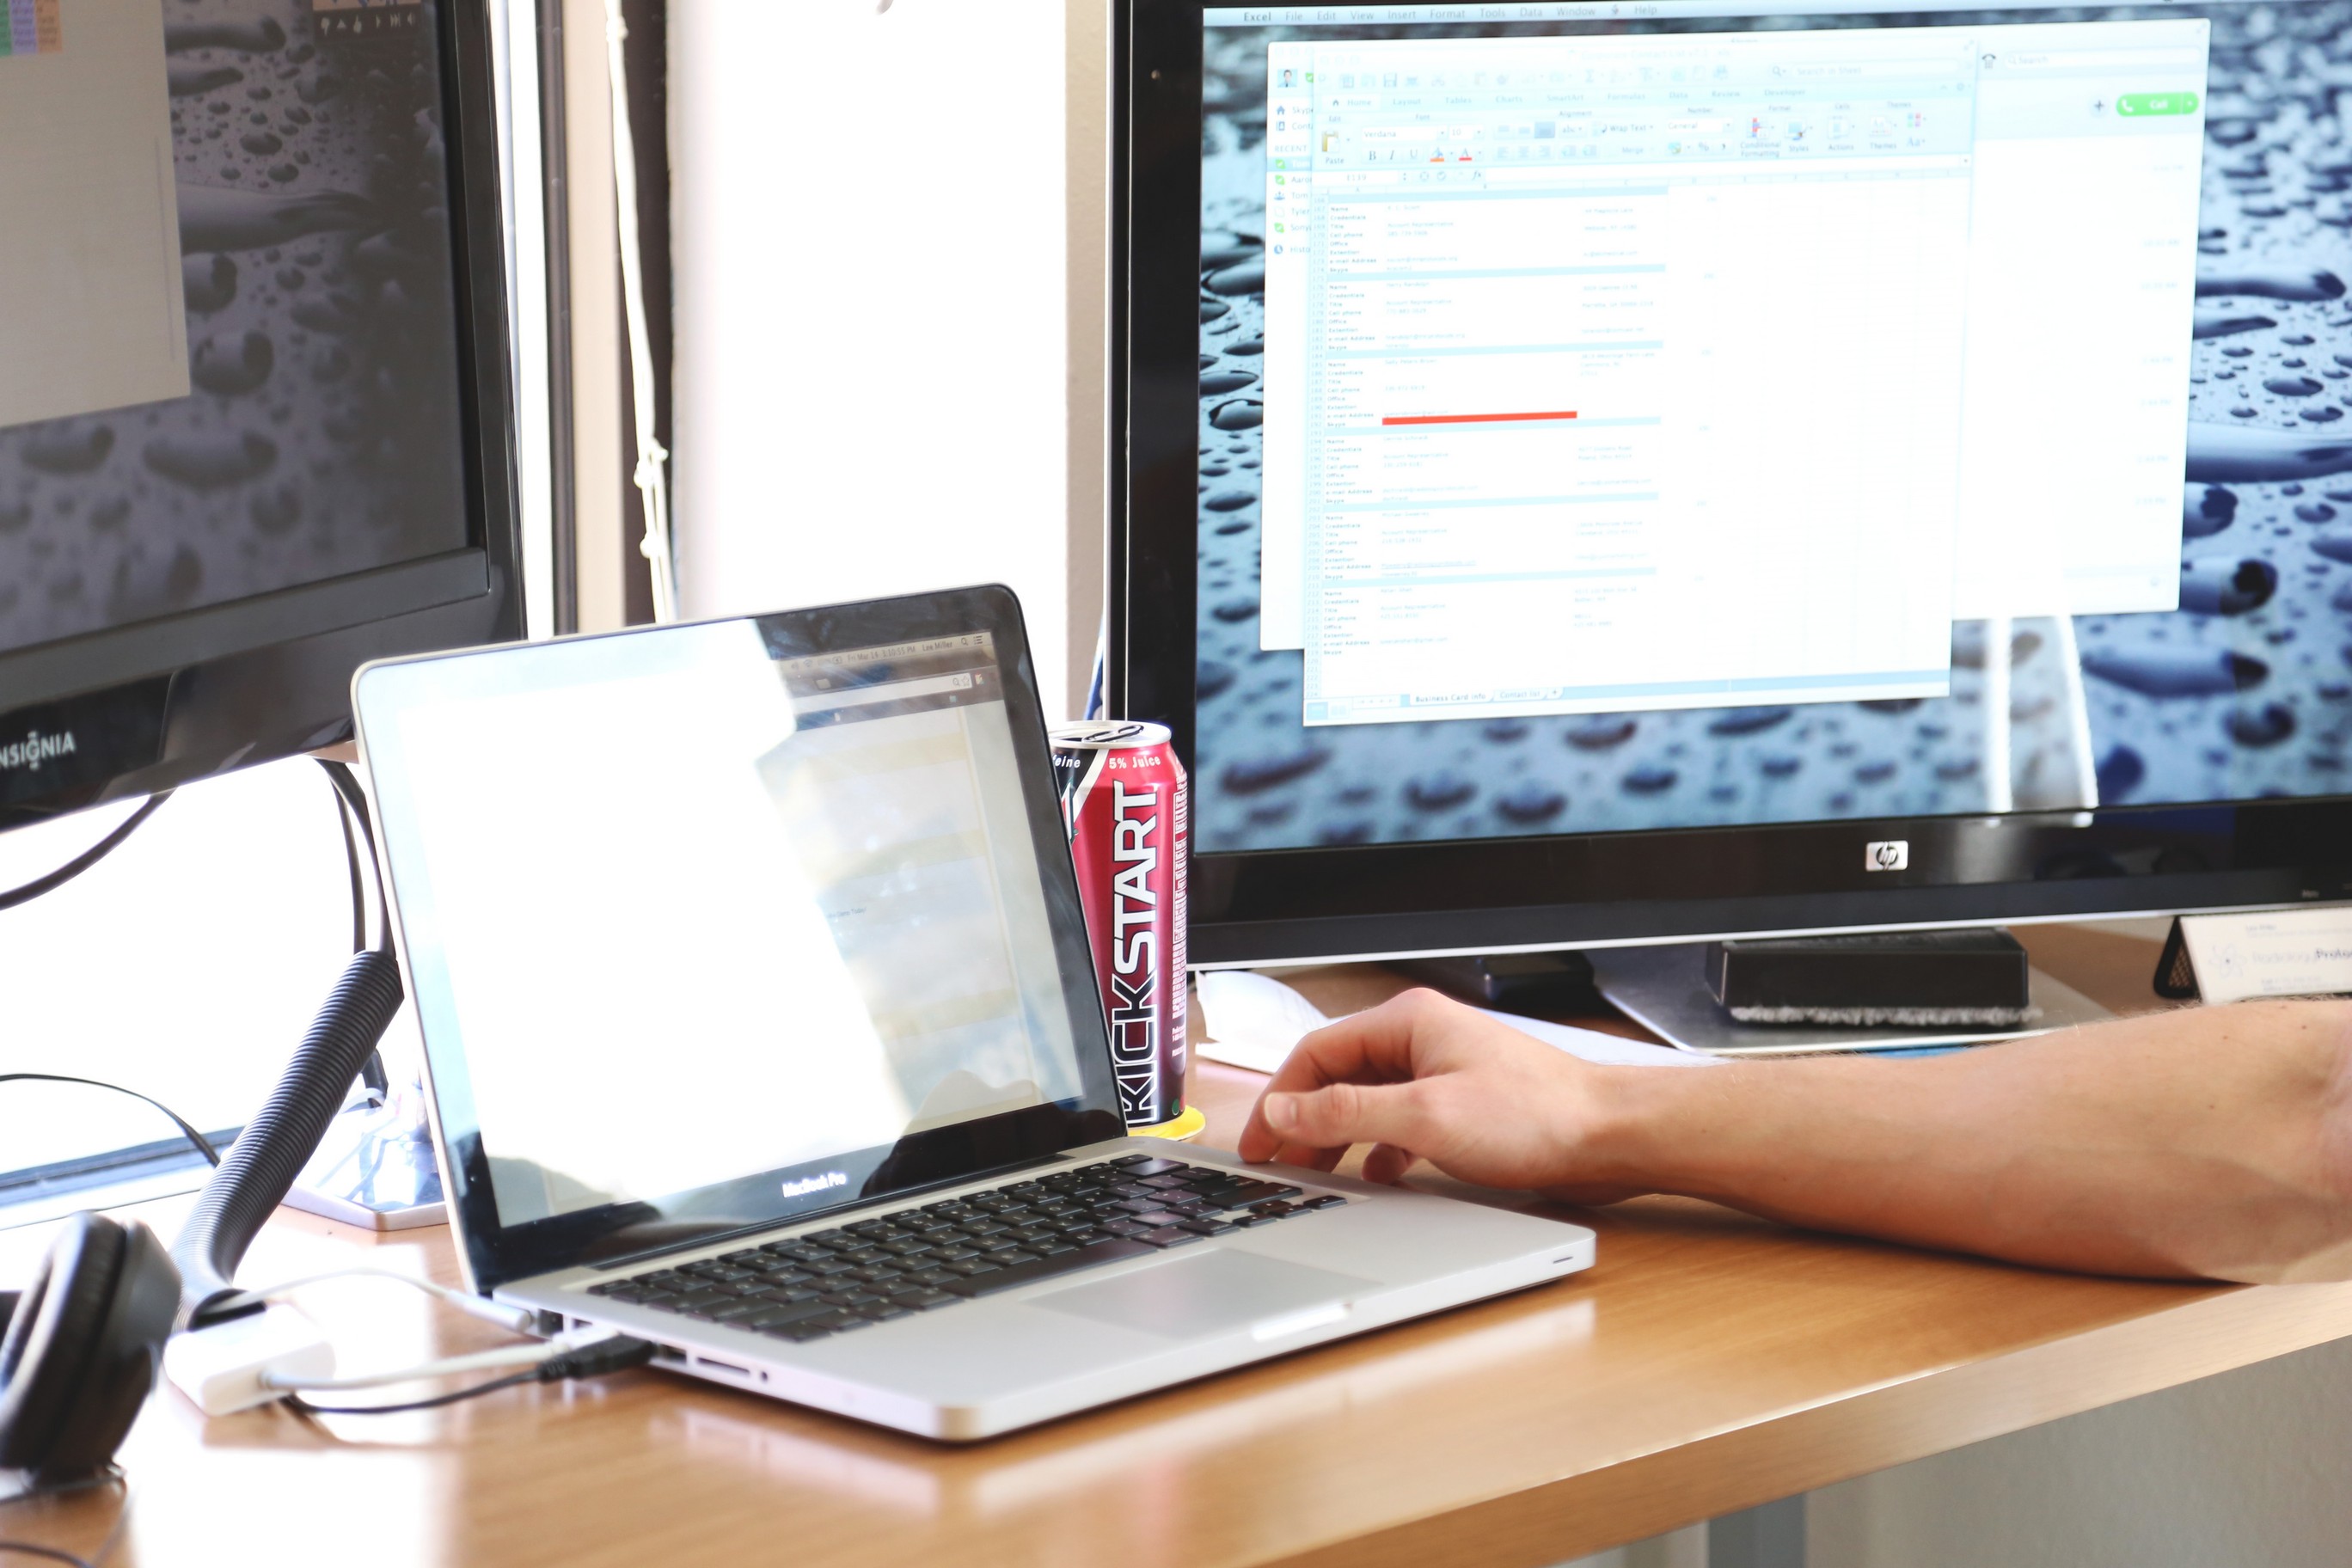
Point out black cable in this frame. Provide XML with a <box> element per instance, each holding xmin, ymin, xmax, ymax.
<box><xmin>285</xmin><ymin>1369</ymin><xmax>539</xmax><ymax>1417</ymax></box>
<box><xmin>0</xmin><ymin>794</ymin><xmax>170</xmax><ymax>914</ymax></box>
<box><xmin>324</xmin><ymin>761</ymin><xmax>366</xmax><ymax>956</ymax></box>
<box><xmin>284</xmin><ymin>1335</ymin><xmax>656</xmax><ymax>1417</ymax></box>
<box><xmin>0</xmin><ymin>1075</ymin><xmax>219</xmax><ymax>1167</ymax></box>
<box><xmin>171</xmin><ymin>758</ymin><xmax>409</xmax><ymax>1326</ymax></box>
<box><xmin>318</xmin><ymin>763</ymin><xmax>389</xmax><ymax>1100</ymax></box>
<box><xmin>315</xmin><ymin>762</ymin><xmax>390</xmax><ymax>956</ymax></box>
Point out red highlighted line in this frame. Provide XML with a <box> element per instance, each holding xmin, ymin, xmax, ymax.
<box><xmin>1381</xmin><ymin>410</ymin><xmax>1579</xmax><ymax>426</ymax></box>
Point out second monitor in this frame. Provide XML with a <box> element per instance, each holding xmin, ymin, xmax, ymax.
<box><xmin>1112</xmin><ymin>0</ymin><xmax>2352</xmax><ymax>968</ymax></box>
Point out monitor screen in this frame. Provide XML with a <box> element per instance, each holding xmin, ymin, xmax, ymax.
<box><xmin>359</xmin><ymin>609</ymin><xmax>1109</xmax><ymax>1276</ymax></box>
<box><xmin>0</xmin><ymin>0</ymin><xmax>472</xmax><ymax>659</ymax></box>
<box><xmin>1193</xmin><ymin>0</ymin><xmax>2349</xmax><ymax>858</ymax></box>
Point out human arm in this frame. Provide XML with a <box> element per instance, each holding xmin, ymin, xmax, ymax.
<box><xmin>1234</xmin><ymin>988</ymin><xmax>2352</xmax><ymax>1283</ymax></box>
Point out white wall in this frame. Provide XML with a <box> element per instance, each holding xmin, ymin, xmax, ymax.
<box><xmin>670</xmin><ymin>0</ymin><xmax>1099</xmax><ymax>715</ymax></box>
<box><xmin>0</xmin><ymin>760</ymin><xmax>422</xmax><ymax>1181</ymax></box>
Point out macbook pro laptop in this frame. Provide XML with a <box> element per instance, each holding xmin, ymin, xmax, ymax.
<box><xmin>352</xmin><ymin>585</ymin><xmax>1595</xmax><ymax>1440</ymax></box>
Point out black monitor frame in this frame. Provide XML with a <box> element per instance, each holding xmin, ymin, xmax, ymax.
<box><xmin>1109</xmin><ymin>0</ymin><xmax>2352</xmax><ymax>967</ymax></box>
<box><xmin>0</xmin><ymin>0</ymin><xmax>524</xmax><ymax>833</ymax></box>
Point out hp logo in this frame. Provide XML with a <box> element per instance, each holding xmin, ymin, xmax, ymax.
<box><xmin>1865</xmin><ymin>840</ymin><xmax>1909</xmax><ymax>872</ymax></box>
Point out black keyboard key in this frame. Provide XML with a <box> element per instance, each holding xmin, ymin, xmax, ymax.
<box><xmin>861</xmin><ymin>1303</ymin><xmax>914</xmax><ymax>1322</ymax></box>
<box><xmin>848</xmin><ymin>1265</ymin><xmax>906</xmax><ymax>1284</ymax></box>
<box><xmin>1097</xmin><ymin>1219</ymin><xmax>1149</xmax><ymax>1237</ymax></box>
<box><xmin>932</xmin><ymin>1244</ymin><xmax>980</xmax><ymax>1264</ymax></box>
<box><xmin>881</xmin><ymin>1240</ymin><xmax>934</xmax><ymax>1257</ymax></box>
<box><xmin>1138</xmin><ymin>1227</ymin><xmax>1204</xmax><ymax>1249</ymax></box>
<box><xmin>1136</xmin><ymin>1173</ymin><xmax>1192</xmax><ymax>1190</ymax></box>
<box><xmin>586</xmin><ymin>1281</ymin><xmax>624</xmax><ymax>1296</ymax></box>
<box><xmin>767</xmin><ymin>1321</ymin><xmax>834</xmax><ymax>1342</ymax></box>
<box><xmin>720</xmin><ymin>1247</ymin><xmax>767</xmax><ymax>1265</ymax></box>
<box><xmin>1129</xmin><ymin>1210</ymin><xmax>1185</xmax><ymax>1229</ymax></box>
<box><xmin>984</xmin><ymin>1248</ymin><xmax>1038</xmax><ymax>1266</ymax></box>
<box><xmin>1116</xmin><ymin>1156</ymin><xmax>1191</xmax><ymax>1176</ymax></box>
<box><xmin>805</xmin><ymin>1258</ymin><xmax>858</xmax><ymax>1277</ymax></box>
<box><xmin>1108</xmin><ymin>1155</ymin><xmax>1154</xmax><ymax>1168</ymax></box>
<box><xmin>1235</xmin><ymin>1214</ymin><xmax>1283</xmax><ymax>1228</ymax></box>
<box><xmin>691</xmin><ymin>1300</ymin><xmax>765</xmax><ymax>1322</ymax></box>
<box><xmin>803</xmin><ymin>1310</ymin><xmax>873</xmax><ymax>1333</ymax></box>
<box><xmin>1030</xmin><ymin>1240</ymin><xmax>1079</xmax><ymax>1256</ymax></box>
<box><xmin>670</xmin><ymin>1289</ymin><xmax>734</xmax><ymax>1312</ymax></box>
<box><xmin>744</xmin><ymin>1302</ymin><xmax>832</xmax><ymax>1330</ymax></box>
<box><xmin>946</xmin><ymin>1259</ymin><xmax>1001</xmax><ymax>1277</ymax></box>
<box><xmin>1198</xmin><ymin>1180</ymin><xmax>1303</xmax><ymax>1208</ymax></box>
<box><xmin>891</xmin><ymin>1289</ymin><xmax>958</xmax><ymax>1310</ymax></box>
<box><xmin>803</xmin><ymin>1228</ymin><xmax>849</xmax><ymax>1245</ymax></box>
<box><xmin>1251</xmin><ymin>1200</ymin><xmax>1300</xmax><ymax>1219</ymax></box>
<box><xmin>1178</xmin><ymin>1219</ymin><xmax>1235</xmax><ymax>1236</ymax></box>
<box><xmin>940</xmin><ymin>1237</ymin><xmax>1157</xmax><ymax>1298</ymax></box>
<box><xmin>757</xmin><ymin>1286</ymin><xmax>823</xmax><ymax>1305</ymax></box>
<box><xmin>1302</xmin><ymin>1194</ymin><xmax>1348</xmax><ymax>1210</ymax></box>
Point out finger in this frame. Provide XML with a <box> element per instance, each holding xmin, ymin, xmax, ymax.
<box><xmin>1261</xmin><ymin>1077</ymin><xmax>1436</xmax><ymax>1155</ymax></box>
<box><xmin>1241</xmin><ymin>991</ymin><xmax>1456</xmax><ymax>1158</ymax></box>
<box><xmin>1361</xmin><ymin>1142</ymin><xmax>1417</xmax><ymax>1185</ymax></box>
<box><xmin>1259</xmin><ymin>990</ymin><xmax>1452</xmax><ymax>1099</ymax></box>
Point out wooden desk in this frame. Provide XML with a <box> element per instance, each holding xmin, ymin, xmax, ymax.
<box><xmin>10</xmin><ymin>925</ymin><xmax>2352</xmax><ymax>1568</ymax></box>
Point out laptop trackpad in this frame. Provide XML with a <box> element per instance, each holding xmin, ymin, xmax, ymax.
<box><xmin>1028</xmin><ymin>1249</ymin><xmax>1377</xmax><ymax>1339</ymax></box>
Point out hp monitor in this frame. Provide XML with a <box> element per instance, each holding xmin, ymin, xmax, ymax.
<box><xmin>1113</xmin><ymin>0</ymin><xmax>2352</xmax><ymax>967</ymax></box>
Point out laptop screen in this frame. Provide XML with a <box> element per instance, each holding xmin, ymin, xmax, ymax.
<box><xmin>358</xmin><ymin>591</ymin><xmax>1123</xmax><ymax>1287</ymax></box>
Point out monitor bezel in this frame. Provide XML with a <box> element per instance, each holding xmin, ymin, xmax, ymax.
<box><xmin>354</xmin><ymin>585</ymin><xmax>1126</xmax><ymax>1292</ymax></box>
<box><xmin>0</xmin><ymin>0</ymin><xmax>523</xmax><ymax>832</ymax></box>
<box><xmin>1112</xmin><ymin>0</ymin><xmax>2352</xmax><ymax>967</ymax></box>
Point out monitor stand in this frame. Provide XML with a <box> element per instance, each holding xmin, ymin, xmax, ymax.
<box><xmin>282</xmin><ymin>1075</ymin><xmax>445</xmax><ymax>1231</ymax></box>
<box><xmin>1587</xmin><ymin>938</ymin><xmax>2113</xmax><ymax>1056</ymax></box>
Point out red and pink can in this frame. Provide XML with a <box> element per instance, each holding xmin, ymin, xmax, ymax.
<box><xmin>1049</xmin><ymin>720</ymin><xmax>1197</xmax><ymax>1137</ymax></box>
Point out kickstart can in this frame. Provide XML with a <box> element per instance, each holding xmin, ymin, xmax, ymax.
<box><xmin>1049</xmin><ymin>720</ymin><xmax>1198</xmax><ymax>1137</ymax></box>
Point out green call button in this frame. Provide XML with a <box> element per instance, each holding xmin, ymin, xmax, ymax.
<box><xmin>2117</xmin><ymin>91</ymin><xmax>2200</xmax><ymax>117</ymax></box>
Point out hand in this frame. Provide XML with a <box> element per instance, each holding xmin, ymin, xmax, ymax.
<box><xmin>1236</xmin><ymin>988</ymin><xmax>1651</xmax><ymax>1203</ymax></box>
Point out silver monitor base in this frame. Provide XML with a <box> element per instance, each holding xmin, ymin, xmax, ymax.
<box><xmin>1589</xmin><ymin>942</ymin><xmax>2114</xmax><ymax>1056</ymax></box>
<box><xmin>282</xmin><ymin>1091</ymin><xmax>446</xmax><ymax>1231</ymax></box>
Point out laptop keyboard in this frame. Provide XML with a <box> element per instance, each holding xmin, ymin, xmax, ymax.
<box><xmin>582</xmin><ymin>1153</ymin><xmax>1349</xmax><ymax>1344</ymax></box>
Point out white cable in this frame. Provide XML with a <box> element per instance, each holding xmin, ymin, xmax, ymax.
<box><xmin>215</xmin><ymin>1268</ymin><xmax>537</xmax><ymax>1335</ymax></box>
<box><xmin>257</xmin><ymin>1327</ymin><xmax>613</xmax><ymax>1394</ymax></box>
<box><xmin>602</xmin><ymin>0</ymin><xmax>678</xmax><ymax>623</ymax></box>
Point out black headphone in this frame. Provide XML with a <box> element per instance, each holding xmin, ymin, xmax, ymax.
<box><xmin>0</xmin><ymin>1213</ymin><xmax>180</xmax><ymax>1481</ymax></box>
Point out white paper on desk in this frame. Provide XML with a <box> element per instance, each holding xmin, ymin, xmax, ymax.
<box><xmin>1193</xmin><ymin>970</ymin><xmax>1719</xmax><ymax>1075</ymax></box>
<box><xmin>2178</xmin><ymin>906</ymin><xmax>2352</xmax><ymax>1004</ymax></box>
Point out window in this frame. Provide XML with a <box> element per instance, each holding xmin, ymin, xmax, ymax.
<box><xmin>1257</xmin><ymin>18</ymin><xmax>2208</xmax><ymax>726</ymax></box>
